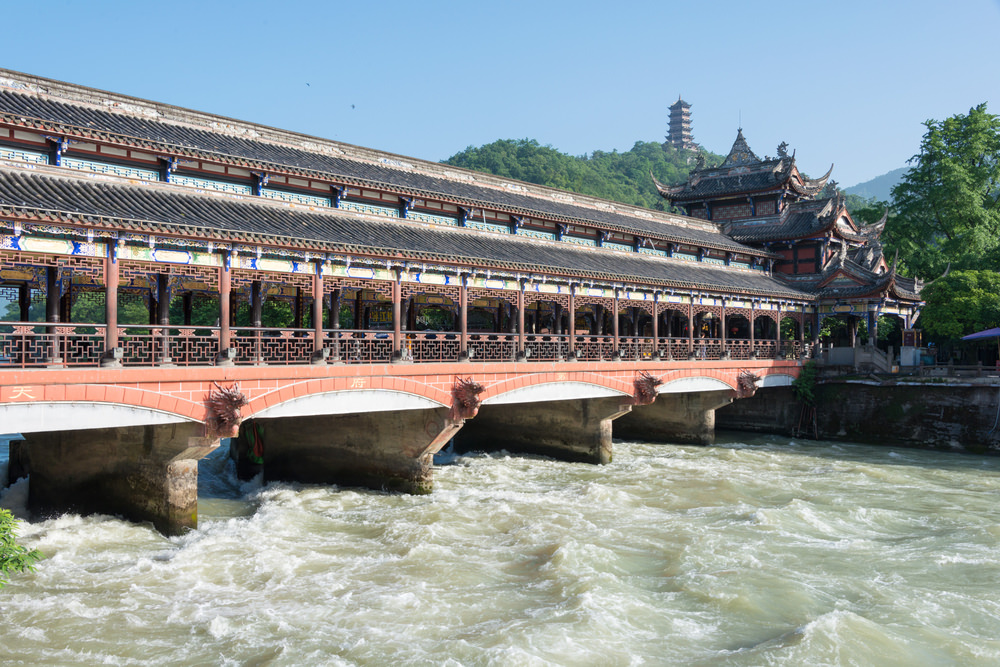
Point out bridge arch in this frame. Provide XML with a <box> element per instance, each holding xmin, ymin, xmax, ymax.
<box><xmin>657</xmin><ymin>375</ymin><xmax>736</xmax><ymax>394</ymax></box>
<box><xmin>245</xmin><ymin>375</ymin><xmax>451</xmax><ymax>419</ymax></box>
<box><xmin>483</xmin><ymin>372</ymin><xmax>632</xmax><ymax>406</ymax></box>
<box><xmin>0</xmin><ymin>401</ymin><xmax>197</xmax><ymax>434</ymax></box>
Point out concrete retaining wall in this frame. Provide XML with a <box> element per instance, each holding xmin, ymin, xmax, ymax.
<box><xmin>717</xmin><ymin>382</ymin><xmax>1000</xmax><ymax>454</ymax></box>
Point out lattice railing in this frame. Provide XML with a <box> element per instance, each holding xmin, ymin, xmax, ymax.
<box><xmin>619</xmin><ymin>336</ymin><xmax>656</xmax><ymax>361</ymax></box>
<box><xmin>753</xmin><ymin>340</ymin><xmax>778</xmax><ymax>360</ymax></box>
<box><xmin>467</xmin><ymin>334</ymin><xmax>517</xmax><ymax>362</ymax></box>
<box><xmin>0</xmin><ymin>323</ymin><xmax>105</xmax><ymax>367</ymax></box>
<box><xmin>574</xmin><ymin>335</ymin><xmax>615</xmax><ymax>361</ymax></box>
<box><xmin>524</xmin><ymin>335</ymin><xmax>569</xmax><ymax>361</ymax></box>
<box><xmin>404</xmin><ymin>332</ymin><xmax>461</xmax><ymax>362</ymax></box>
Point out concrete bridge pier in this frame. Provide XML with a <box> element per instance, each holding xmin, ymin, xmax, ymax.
<box><xmin>614</xmin><ymin>389</ymin><xmax>735</xmax><ymax>445</ymax></box>
<box><xmin>15</xmin><ymin>422</ymin><xmax>219</xmax><ymax>535</ymax></box>
<box><xmin>453</xmin><ymin>397</ymin><xmax>632</xmax><ymax>464</ymax></box>
<box><xmin>253</xmin><ymin>406</ymin><xmax>462</xmax><ymax>494</ymax></box>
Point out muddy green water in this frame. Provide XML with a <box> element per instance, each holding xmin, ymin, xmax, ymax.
<box><xmin>2</xmin><ymin>435</ymin><xmax>999</xmax><ymax>666</ymax></box>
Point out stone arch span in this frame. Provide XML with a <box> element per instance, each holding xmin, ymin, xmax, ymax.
<box><xmin>482</xmin><ymin>372</ymin><xmax>633</xmax><ymax>406</ymax></box>
<box><xmin>245</xmin><ymin>375</ymin><xmax>451</xmax><ymax>420</ymax></box>
<box><xmin>0</xmin><ymin>400</ymin><xmax>198</xmax><ymax>435</ymax></box>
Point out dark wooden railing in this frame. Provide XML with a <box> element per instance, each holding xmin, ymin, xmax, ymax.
<box><xmin>0</xmin><ymin>321</ymin><xmax>810</xmax><ymax>368</ymax></box>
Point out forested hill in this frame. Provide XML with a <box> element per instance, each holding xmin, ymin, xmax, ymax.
<box><xmin>442</xmin><ymin>139</ymin><xmax>722</xmax><ymax>211</ymax></box>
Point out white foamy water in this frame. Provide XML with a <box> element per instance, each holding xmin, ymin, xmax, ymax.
<box><xmin>3</xmin><ymin>434</ymin><xmax>1000</xmax><ymax>666</ymax></box>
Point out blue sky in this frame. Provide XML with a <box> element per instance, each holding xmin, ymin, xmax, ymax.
<box><xmin>2</xmin><ymin>0</ymin><xmax>998</xmax><ymax>188</ymax></box>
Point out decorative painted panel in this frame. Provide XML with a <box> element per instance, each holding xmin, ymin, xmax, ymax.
<box><xmin>118</xmin><ymin>245</ymin><xmax>221</xmax><ymax>267</ymax></box>
<box><xmin>519</xmin><ymin>229</ymin><xmax>557</xmax><ymax>241</ymax></box>
<box><xmin>674</xmin><ymin>253</ymin><xmax>698</xmax><ymax>262</ymax></box>
<box><xmin>340</xmin><ymin>200</ymin><xmax>399</xmax><ymax>218</ymax></box>
<box><xmin>61</xmin><ymin>157</ymin><xmax>159</xmax><ymax>181</ymax></box>
<box><xmin>564</xmin><ymin>235</ymin><xmax>599</xmax><ymax>248</ymax></box>
<box><xmin>466</xmin><ymin>220</ymin><xmax>510</xmax><ymax>234</ymax></box>
<box><xmin>260</xmin><ymin>188</ymin><xmax>331</xmax><ymax>208</ymax></box>
<box><xmin>702</xmin><ymin>257</ymin><xmax>727</xmax><ymax>266</ymax></box>
<box><xmin>402</xmin><ymin>271</ymin><xmax>460</xmax><ymax>286</ymax></box>
<box><xmin>326</xmin><ymin>264</ymin><xmax>395</xmax><ymax>282</ymax></box>
<box><xmin>0</xmin><ymin>235</ymin><xmax>103</xmax><ymax>258</ymax></box>
<box><xmin>604</xmin><ymin>242</ymin><xmax>633</xmax><ymax>253</ymax></box>
<box><xmin>407</xmin><ymin>211</ymin><xmax>459</xmax><ymax>227</ymax></box>
<box><xmin>0</xmin><ymin>146</ymin><xmax>48</xmax><ymax>165</ymax></box>
<box><xmin>638</xmin><ymin>247</ymin><xmax>668</xmax><ymax>257</ymax></box>
<box><xmin>171</xmin><ymin>174</ymin><xmax>253</xmax><ymax>195</ymax></box>
<box><xmin>469</xmin><ymin>276</ymin><xmax>519</xmax><ymax>291</ymax></box>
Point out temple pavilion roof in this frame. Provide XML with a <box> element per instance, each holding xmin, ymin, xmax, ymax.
<box><xmin>654</xmin><ymin>130</ymin><xmax>832</xmax><ymax>204</ymax></box>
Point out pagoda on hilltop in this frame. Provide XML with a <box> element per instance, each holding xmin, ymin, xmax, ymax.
<box><xmin>655</xmin><ymin>130</ymin><xmax>924</xmax><ymax>347</ymax></box>
<box><xmin>667</xmin><ymin>96</ymin><xmax>696</xmax><ymax>150</ymax></box>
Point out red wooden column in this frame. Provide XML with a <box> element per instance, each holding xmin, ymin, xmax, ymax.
<box><xmin>459</xmin><ymin>275</ymin><xmax>468</xmax><ymax>360</ymax></box>
<box><xmin>392</xmin><ymin>271</ymin><xmax>402</xmax><ymax>361</ymax></box>
<box><xmin>750</xmin><ymin>301</ymin><xmax>756</xmax><ymax>358</ymax></box>
<box><xmin>45</xmin><ymin>266</ymin><xmax>63</xmax><ymax>366</ymax></box>
<box><xmin>567</xmin><ymin>284</ymin><xmax>576</xmax><ymax>360</ymax></box>
<box><xmin>102</xmin><ymin>242</ymin><xmax>122</xmax><ymax>367</ymax></box>
<box><xmin>776</xmin><ymin>303</ymin><xmax>783</xmax><ymax>357</ymax></box>
<box><xmin>311</xmin><ymin>261</ymin><xmax>327</xmax><ymax>364</ymax></box>
<box><xmin>652</xmin><ymin>294</ymin><xmax>659</xmax><ymax>359</ymax></box>
<box><xmin>687</xmin><ymin>297</ymin><xmax>695</xmax><ymax>356</ymax></box>
<box><xmin>720</xmin><ymin>300</ymin><xmax>727</xmax><ymax>357</ymax></box>
<box><xmin>517</xmin><ymin>281</ymin><xmax>526</xmax><ymax>360</ymax></box>
<box><xmin>612</xmin><ymin>291</ymin><xmax>620</xmax><ymax>359</ymax></box>
<box><xmin>217</xmin><ymin>252</ymin><xmax>234</xmax><ymax>366</ymax></box>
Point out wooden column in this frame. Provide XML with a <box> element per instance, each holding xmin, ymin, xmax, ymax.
<box><xmin>217</xmin><ymin>253</ymin><xmax>233</xmax><ymax>365</ymax></box>
<box><xmin>687</xmin><ymin>298</ymin><xmax>694</xmax><ymax>355</ymax></box>
<box><xmin>392</xmin><ymin>274</ymin><xmax>402</xmax><ymax>361</ymax></box>
<box><xmin>45</xmin><ymin>266</ymin><xmax>62</xmax><ymax>365</ymax></box>
<box><xmin>250</xmin><ymin>279</ymin><xmax>263</xmax><ymax>365</ymax></box>
<box><xmin>329</xmin><ymin>288</ymin><xmax>341</xmax><ymax>362</ymax></box>
<box><xmin>568</xmin><ymin>285</ymin><xmax>576</xmax><ymax>360</ymax></box>
<box><xmin>612</xmin><ymin>292</ymin><xmax>620</xmax><ymax>359</ymax></box>
<box><xmin>102</xmin><ymin>244</ymin><xmax>120</xmax><ymax>366</ymax></box>
<box><xmin>652</xmin><ymin>297</ymin><xmax>659</xmax><ymax>359</ymax></box>
<box><xmin>459</xmin><ymin>276</ymin><xmax>468</xmax><ymax>359</ymax></box>
<box><xmin>18</xmin><ymin>282</ymin><xmax>30</xmax><ymax>321</ymax></box>
<box><xmin>776</xmin><ymin>304</ymin><xmax>783</xmax><ymax>356</ymax></box>
<box><xmin>720</xmin><ymin>303</ymin><xmax>727</xmax><ymax>357</ymax></box>
<box><xmin>311</xmin><ymin>263</ymin><xmax>326</xmax><ymax>364</ymax></box>
<box><xmin>750</xmin><ymin>302</ymin><xmax>756</xmax><ymax>357</ymax></box>
<box><xmin>517</xmin><ymin>282</ymin><xmax>526</xmax><ymax>359</ymax></box>
<box><xmin>156</xmin><ymin>273</ymin><xmax>172</xmax><ymax>365</ymax></box>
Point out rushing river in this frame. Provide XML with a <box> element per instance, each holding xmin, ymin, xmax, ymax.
<box><xmin>2</xmin><ymin>434</ymin><xmax>1000</xmax><ymax>666</ymax></box>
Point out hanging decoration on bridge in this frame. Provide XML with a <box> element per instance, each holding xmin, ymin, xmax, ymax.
<box><xmin>205</xmin><ymin>381</ymin><xmax>250</xmax><ymax>438</ymax></box>
<box><xmin>450</xmin><ymin>377</ymin><xmax>485</xmax><ymax>421</ymax></box>
<box><xmin>632</xmin><ymin>371</ymin><xmax>663</xmax><ymax>405</ymax></box>
<box><xmin>736</xmin><ymin>370</ymin><xmax>762</xmax><ymax>399</ymax></box>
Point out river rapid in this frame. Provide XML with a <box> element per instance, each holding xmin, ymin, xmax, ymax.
<box><xmin>2</xmin><ymin>435</ymin><xmax>1000</xmax><ymax>666</ymax></box>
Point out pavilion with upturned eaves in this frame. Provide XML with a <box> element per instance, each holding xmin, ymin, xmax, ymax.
<box><xmin>655</xmin><ymin>130</ymin><xmax>924</xmax><ymax>356</ymax></box>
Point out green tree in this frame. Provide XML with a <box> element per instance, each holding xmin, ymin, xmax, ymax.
<box><xmin>0</xmin><ymin>508</ymin><xmax>40</xmax><ymax>588</ymax></box>
<box><xmin>915</xmin><ymin>270</ymin><xmax>1000</xmax><ymax>343</ymax></box>
<box><xmin>886</xmin><ymin>103</ymin><xmax>1000</xmax><ymax>279</ymax></box>
<box><xmin>443</xmin><ymin>139</ymin><xmax>722</xmax><ymax>210</ymax></box>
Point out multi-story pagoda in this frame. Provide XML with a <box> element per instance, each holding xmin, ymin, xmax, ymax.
<box><xmin>655</xmin><ymin>130</ymin><xmax>924</xmax><ymax>348</ymax></box>
<box><xmin>667</xmin><ymin>96</ymin><xmax>696</xmax><ymax>150</ymax></box>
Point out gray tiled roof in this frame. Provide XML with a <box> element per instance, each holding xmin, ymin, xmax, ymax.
<box><xmin>0</xmin><ymin>167</ymin><xmax>812</xmax><ymax>299</ymax></box>
<box><xmin>0</xmin><ymin>88</ymin><xmax>759</xmax><ymax>255</ymax></box>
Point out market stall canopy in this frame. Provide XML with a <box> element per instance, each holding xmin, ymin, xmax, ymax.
<box><xmin>961</xmin><ymin>327</ymin><xmax>1000</xmax><ymax>341</ymax></box>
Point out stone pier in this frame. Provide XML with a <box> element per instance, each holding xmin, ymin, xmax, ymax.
<box><xmin>453</xmin><ymin>397</ymin><xmax>632</xmax><ymax>464</ymax></box>
<box><xmin>615</xmin><ymin>389</ymin><xmax>735</xmax><ymax>445</ymax></box>
<box><xmin>17</xmin><ymin>422</ymin><xmax>218</xmax><ymax>535</ymax></box>
<box><xmin>254</xmin><ymin>407</ymin><xmax>463</xmax><ymax>494</ymax></box>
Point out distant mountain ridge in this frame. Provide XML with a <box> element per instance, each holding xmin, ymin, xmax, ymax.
<box><xmin>844</xmin><ymin>167</ymin><xmax>908</xmax><ymax>202</ymax></box>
